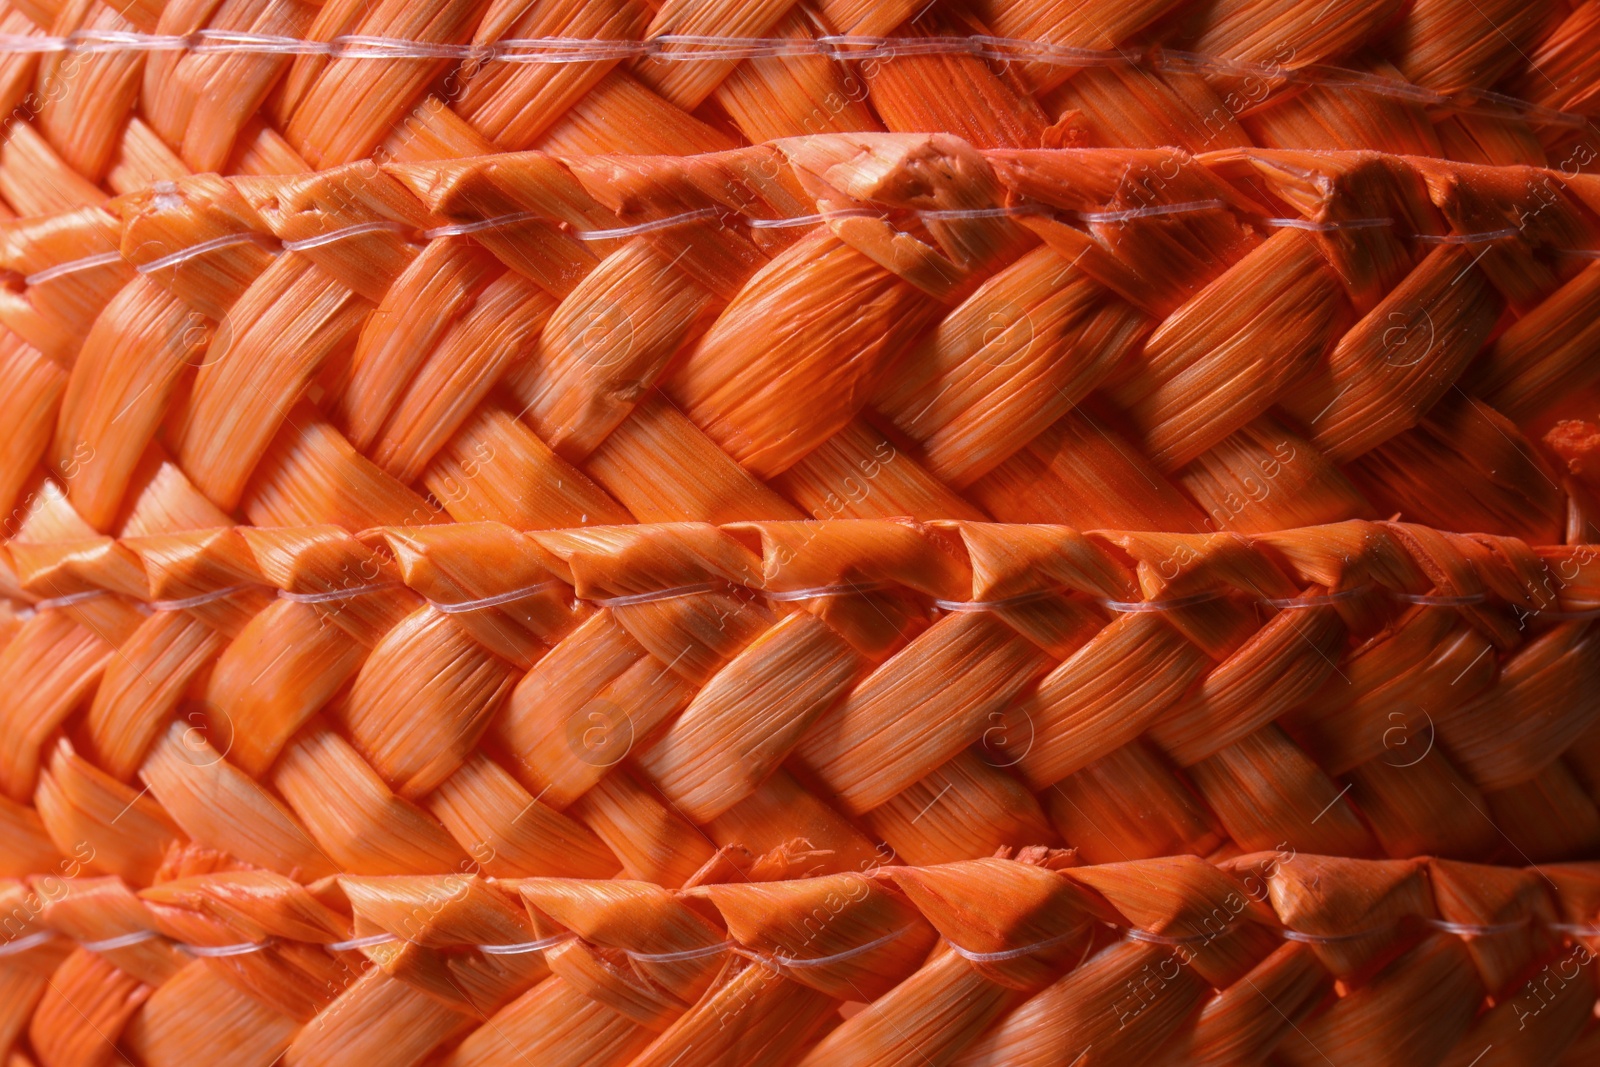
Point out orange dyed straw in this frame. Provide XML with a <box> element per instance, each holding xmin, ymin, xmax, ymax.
<box><xmin>3</xmin><ymin>3</ymin><xmax>1600</xmax><ymax>1066</ymax></box>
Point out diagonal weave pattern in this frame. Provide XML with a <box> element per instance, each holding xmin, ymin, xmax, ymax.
<box><xmin>0</xmin><ymin>0</ymin><xmax>1596</xmax><ymax>217</ymax></box>
<box><xmin>3</xmin><ymin>5</ymin><xmax>1600</xmax><ymax>1061</ymax></box>
<box><xmin>6</xmin><ymin>135</ymin><xmax>1600</xmax><ymax>872</ymax></box>
<box><xmin>7</xmin><ymin>138</ymin><xmax>1600</xmax><ymax>548</ymax></box>
<box><xmin>6</xmin><ymin>130</ymin><xmax>1600</xmax><ymax>1063</ymax></box>
<box><xmin>8</xmin><ymin>511</ymin><xmax>1600</xmax><ymax>885</ymax></box>
<box><xmin>6</xmin><ymin>851</ymin><xmax>1600</xmax><ymax>1067</ymax></box>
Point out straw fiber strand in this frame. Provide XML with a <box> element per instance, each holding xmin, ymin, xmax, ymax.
<box><xmin>6</xmin><ymin>140</ymin><xmax>1600</xmax><ymax>543</ymax></box>
<box><xmin>8</xmin><ymin>850</ymin><xmax>1600</xmax><ymax>1067</ymax></box>
<box><xmin>0</xmin><ymin>0</ymin><xmax>1593</xmax><ymax>208</ymax></box>
<box><xmin>3</xmin><ymin>3</ymin><xmax>1600</xmax><ymax>1064</ymax></box>
<box><xmin>5</xmin><ymin>508</ymin><xmax>1600</xmax><ymax>859</ymax></box>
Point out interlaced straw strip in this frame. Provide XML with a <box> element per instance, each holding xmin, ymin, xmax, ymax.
<box><xmin>0</xmin><ymin>31</ymin><xmax>1577</xmax><ymax>127</ymax></box>
<box><xmin>0</xmin><ymin>0</ymin><xmax>1593</xmax><ymax>228</ymax></box>
<box><xmin>5</xmin><ymin>513</ymin><xmax>1600</xmax><ymax>888</ymax></box>
<box><xmin>29</xmin><ymin>199</ymin><xmax>1592</xmax><ymax>286</ymax></box>
<box><xmin>16</xmin><ymin>907</ymin><xmax>1571</xmax><ymax>959</ymax></box>
<box><xmin>4</xmin><ymin>853</ymin><xmax>1600</xmax><ymax>1067</ymax></box>
<box><xmin>7</xmin><ymin>138</ymin><xmax>1600</xmax><ymax>553</ymax></box>
<box><xmin>0</xmin><ymin>570</ymin><xmax>1578</xmax><ymax>620</ymax></box>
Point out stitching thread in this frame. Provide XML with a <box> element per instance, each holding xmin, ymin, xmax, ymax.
<box><xmin>0</xmin><ymin>31</ymin><xmax>1578</xmax><ymax>127</ymax></box>
<box><xmin>38</xmin><ymin>201</ymin><xmax>1594</xmax><ymax>295</ymax></box>
<box><xmin>6</xmin><ymin>576</ymin><xmax>1555</xmax><ymax>618</ymax></box>
<box><xmin>8</xmin><ymin>911</ymin><xmax>1582</xmax><ymax>962</ymax></box>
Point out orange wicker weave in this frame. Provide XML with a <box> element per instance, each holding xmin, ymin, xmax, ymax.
<box><xmin>5</xmin><ymin>3</ymin><xmax>1600</xmax><ymax>1067</ymax></box>
<box><xmin>0</xmin><ymin>0</ymin><xmax>1596</xmax><ymax>192</ymax></box>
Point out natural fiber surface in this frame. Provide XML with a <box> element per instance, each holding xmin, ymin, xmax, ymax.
<box><xmin>3</xmin><ymin>4</ymin><xmax>1600</xmax><ymax>1061</ymax></box>
<box><xmin>8</xmin><ymin>514</ymin><xmax>1600</xmax><ymax>874</ymax></box>
<box><xmin>7</xmin><ymin>125</ymin><xmax>1600</xmax><ymax>1062</ymax></box>
<box><xmin>7</xmin><ymin>139</ymin><xmax>1600</xmax><ymax>546</ymax></box>
<box><xmin>7</xmin><ymin>851</ymin><xmax>1600</xmax><ymax>1067</ymax></box>
<box><xmin>0</xmin><ymin>0</ymin><xmax>1595</xmax><ymax>214</ymax></box>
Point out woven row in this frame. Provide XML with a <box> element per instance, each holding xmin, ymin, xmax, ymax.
<box><xmin>5</xmin><ymin>517</ymin><xmax>1600</xmax><ymax>895</ymax></box>
<box><xmin>7</xmin><ymin>139</ymin><xmax>1600</xmax><ymax>555</ymax></box>
<box><xmin>0</xmin><ymin>0</ymin><xmax>1596</xmax><ymax>220</ymax></box>
<box><xmin>5</xmin><ymin>851</ymin><xmax>1600</xmax><ymax>1067</ymax></box>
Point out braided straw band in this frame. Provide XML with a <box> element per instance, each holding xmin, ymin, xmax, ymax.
<box><xmin>5</xmin><ymin>852</ymin><xmax>1600</xmax><ymax>1067</ymax></box>
<box><xmin>0</xmin><ymin>0</ymin><xmax>1591</xmax><ymax>217</ymax></box>
<box><xmin>6</xmin><ymin>515</ymin><xmax>1600</xmax><ymax>886</ymax></box>
<box><xmin>10</xmin><ymin>140</ymin><xmax>1600</xmax><ymax>563</ymax></box>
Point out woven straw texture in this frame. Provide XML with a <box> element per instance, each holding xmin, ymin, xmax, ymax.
<box><xmin>8</xmin><ymin>852</ymin><xmax>1600</xmax><ymax>1067</ymax></box>
<box><xmin>0</xmin><ymin>0</ymin><xmax>1595</xmax><ymax>204</ymax></box>
<box><xmin>4</xmin><ymin>1</ymin><xmax>1600</xmax><ymax>1066</ymax></box>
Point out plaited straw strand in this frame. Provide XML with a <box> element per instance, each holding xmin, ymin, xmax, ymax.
<box><xmin>6</xmin><ymin>851</ymin><xmax>1600</xmax><ymax>1066</ymax></box>
<box><xmin>8</xmin><ymin>138</ymin><xmax>1600</xmax><ymax>548</ymax></box>
<box><xmin>9</xmin><ymin>511</ymin><xmax>1600</xmax><ymax>876</ymax></box>
<box><xmin>0</xmin><ymin>0</ymin><xmax>1594</xmax><ymax>218</ymax></box>
<box><xmin>0</xmin><ymin>30</ymin><xmax>1579</xmax><ymax>126</ymax></box>
<box><xmin>7</xmin><ymin>514</ymin><xmax>1600</xmax><ymax>883</ymax></box>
